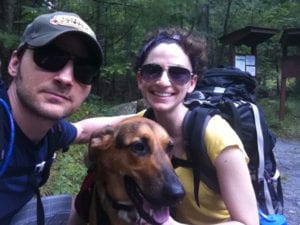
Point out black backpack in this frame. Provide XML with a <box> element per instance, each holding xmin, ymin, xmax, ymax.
<box><xmin>185</xmin><ymin>66</ymin><xmax>284</xmax><ymax>215</ymax></box>
<box><xmin>144</xmin><ymin>66</ymin><xmax>284</xmax><ymax>215</ymax></box>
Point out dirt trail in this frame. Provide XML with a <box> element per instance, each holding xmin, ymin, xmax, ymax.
<box><xmin>274</xmin><ymin>138</ymin><xmax>300</xmax><ymax>225</ymax></box>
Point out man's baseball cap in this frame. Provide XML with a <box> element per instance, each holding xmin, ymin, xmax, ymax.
<box><xmin>18</xmin><ymin>11</ymin><xmax>103</xmax><ymax>66</ymax></box>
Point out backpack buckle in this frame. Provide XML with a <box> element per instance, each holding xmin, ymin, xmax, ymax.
<box><xmin>35</xmin><ymin>161</ymin><xmax>46</xmax><ymax>173</ymax></box>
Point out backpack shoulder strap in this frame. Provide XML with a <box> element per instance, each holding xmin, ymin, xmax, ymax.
<box><xmin>249</xmin><ymin>102</ymin><xmax>280</xmax><ymax>214</ymax></box>
<box><xmin>143</xmin><ymin>107</ymin><xmax>155</xmax><ymax>119</ymax></box>
<box><xmin>183</xmin><ymin>105</ymin><xmax>220</xmax><ymax>206</ymax></box>
<box><xmin>39</xmin><ymin>131</ymin><xmax>57</xmax><ymax>186</ymax></box>
<box><xmin>34</xmin><ymin>129</ymin><xmax>58</xmax><ymax>225</ymax></box>
<box><xmin>218</xmin><ymin>98</ymin><xmax>243</xmax><ymax>134</ymax></box>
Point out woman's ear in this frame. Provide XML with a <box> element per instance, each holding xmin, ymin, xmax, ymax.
<box><xmin>8</xmin><ymin>51</ymin><xmax>20</xmax><ymax>78</ymax></box>
<box><xmin>187</xmin><ymin>75</ymin><xmax>198</xmax><ymax>93</ymax></box>
<box><xmin>136</xmin><ymin>71</ymin><xmax>143</xmax><ymax>90</ymax></box>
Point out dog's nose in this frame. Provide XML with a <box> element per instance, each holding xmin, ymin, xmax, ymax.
<box><xmin>163</xmin><ymin>182</ymin><xmax>185</xmax><ymax>205</ymax></box>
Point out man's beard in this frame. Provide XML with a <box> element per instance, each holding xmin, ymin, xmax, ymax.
<box><xmin>15</xmin><ymin>69</ymin><xmax>74</xmax><ymax>121</ymax></box>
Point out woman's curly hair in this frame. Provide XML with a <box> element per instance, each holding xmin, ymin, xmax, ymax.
<box><xmin>134</xmin><ymin>27</ymin><xmax>208</xmax><ymax>78</ymax></box>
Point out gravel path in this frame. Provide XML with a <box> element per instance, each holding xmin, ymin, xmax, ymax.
<box><xmin>274</xmin><ymin>138</ymin><xmax>300</xmax><ymax>225</ymax></box>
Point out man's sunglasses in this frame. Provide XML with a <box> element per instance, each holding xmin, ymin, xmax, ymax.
<box><xmin>139</xmin><ymin>63</ymin><xmax>192</xmax><ymax>85</ymax></box>
<box><xmin>28</xmin><ymin>45</ymin><xmax>99</xmax><ymax>85</ymax></box>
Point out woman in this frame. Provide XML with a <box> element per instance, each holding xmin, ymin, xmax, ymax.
<box><xmin>135</xmin><ymin>27</ymin><xmax>259</xmax><ymax>225</ymax></box>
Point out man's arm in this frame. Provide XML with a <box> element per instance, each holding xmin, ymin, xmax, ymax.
<box><xmin>72</xmin><ymin>114</ymin><xmax>134</xmax><ymax>144</ymax></box>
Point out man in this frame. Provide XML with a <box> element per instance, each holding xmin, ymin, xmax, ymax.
<box><xmin>0</xmin><ymin>11</ymin><xmax>128</xmax><ymax>225</ymax></box>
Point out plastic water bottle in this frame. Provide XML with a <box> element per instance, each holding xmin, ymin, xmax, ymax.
<box><xmin>259</xmin><ymin>209</ymin><xmax>288</xmax><ymax>225</ymax></box>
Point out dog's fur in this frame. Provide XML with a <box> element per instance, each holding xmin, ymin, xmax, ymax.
<box><xmin>86</xmin><ymin>116</ymin><xmax>185</xmax><ymax>225</ymax></box>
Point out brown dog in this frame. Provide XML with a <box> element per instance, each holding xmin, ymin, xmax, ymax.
<box><xmin>82</xmin><ymin>116</ymin><xmax>185</xmax><ymax>225</ymax></box>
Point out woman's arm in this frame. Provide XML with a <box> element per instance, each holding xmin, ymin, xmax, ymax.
<box><xmin>72</xmin><ymin>114</ymin><xmax>134</xmax><ymax>144</ymax></box>
<box><xmin>214</xmin><ymin>147</ymin><xmax>259</xmax><ymax>225</ymax></box>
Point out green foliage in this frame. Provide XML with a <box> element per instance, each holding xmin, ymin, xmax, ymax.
<box><xmin>258</xmin><ymin>95</ymin><xmax>300</xmax><ymax>139</ymax></box>
<box><xmin>0</xmin><ymin>32</ymin><xmax>18</xmax><ymax>49</ymax></box>
<box><xmin>1</xmin><ymin>0</ymin><xmax>300</xmax><ymax>99</ymax></box>
<box><xmin>101</xmin><ymin>63</ymin><xmax>131</xmax><ymax>79</ymax></box>
<box><xmin>41</xmin><ymin>146</ymin><xmax>86</xmax><ymax>195</ymax></box>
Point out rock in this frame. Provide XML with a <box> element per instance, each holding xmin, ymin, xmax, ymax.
<box><xmin>110</xmin><ymin>99</ymin><xmax>148</xmax><ymax>115</ymax></box>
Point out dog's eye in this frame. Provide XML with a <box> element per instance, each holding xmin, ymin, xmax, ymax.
<box><xmin>166</xmin><ymin>140</ymin><xmax>174</xmax><ymax>156</ymax></box>
<box><xmin>129</xmin><ymin>139</ymin><xmax>149</xmax><ymax>155</ymax></box>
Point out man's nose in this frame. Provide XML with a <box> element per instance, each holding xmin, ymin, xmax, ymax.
<box><xmin>54</xmin><ymin>60</ymin><xmax>75</xmax><ymax>85</ymax></box>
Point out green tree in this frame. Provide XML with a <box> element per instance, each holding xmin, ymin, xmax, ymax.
<box><xmin>0</xmin><ymin>0</ymin><xmax>299</xmax><ymax>100</ymax></box>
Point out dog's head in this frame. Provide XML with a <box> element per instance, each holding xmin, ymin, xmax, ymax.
<box><xmin>88</xmin><ymin>116</ymin><xmax>185</xmax><ymax>224</ymax></box>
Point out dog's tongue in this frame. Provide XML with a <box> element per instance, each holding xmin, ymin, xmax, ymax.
<box><xmin>143</xmin><ymin>201</ymin><xmax>170</xmax><ymax>224</ymax></box>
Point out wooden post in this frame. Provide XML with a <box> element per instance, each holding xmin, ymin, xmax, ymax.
<box><xmin>279</xmin><ymin>55</ymin><xmax>300</xmax><ymax>120</ymax></box>
<box><xmin>279</xmin><ymin>77</ymin><xmax>286</xmax><ymax>120</ymax></box>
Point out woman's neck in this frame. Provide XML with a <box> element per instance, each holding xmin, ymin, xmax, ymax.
<box><xmin>153</xmin><ymin>104</ymin><xmax>189</xmax><ymax>157</ymax></box>
<box><xmin>153</xmin><ymin>104</ymin><xmax>188</xmax><ymax>139</ymax></box>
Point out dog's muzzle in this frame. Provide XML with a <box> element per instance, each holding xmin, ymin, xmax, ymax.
<box><xmin>124</xmin><ymin>176</ymin><xmax>184</xmax><ymax>225</ymax></box>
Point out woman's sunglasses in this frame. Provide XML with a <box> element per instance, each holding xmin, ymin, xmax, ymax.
<box><xmin>139</xmin><ymin>63</ymin><xmax>192</xmax><ymax>85</ymax></box>
<box><xmin>28</xmin><ymin>45</ymin><xmax>99</xmax><ymax>85</ymax></box>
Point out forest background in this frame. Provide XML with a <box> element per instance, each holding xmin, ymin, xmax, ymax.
<box><xmin>0</xmin><ymin>0</ymin><xmax>299</xmax><ymax>194</ymax></box>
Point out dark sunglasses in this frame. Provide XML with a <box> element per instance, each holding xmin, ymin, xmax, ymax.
<box><xmin>139</xmin><ymin>63</ymin><xmax>192</xmax><ymax>85</ymax></box>
<box><xmin>28</xmin><ymin>45</ymin><xmax>99</xmax><ymax>85</ymax></box>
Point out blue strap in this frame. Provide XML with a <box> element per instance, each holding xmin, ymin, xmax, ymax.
<box><xmin>0</xmin><ymin>98</ymin><xmax>15</xmax><ymax>177</ymax></box>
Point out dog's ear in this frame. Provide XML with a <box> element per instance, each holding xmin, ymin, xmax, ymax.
<box><xmin>88</xmin><ymin>126</ymin><xmax>115</xmax><ymax>161</ymax></box>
